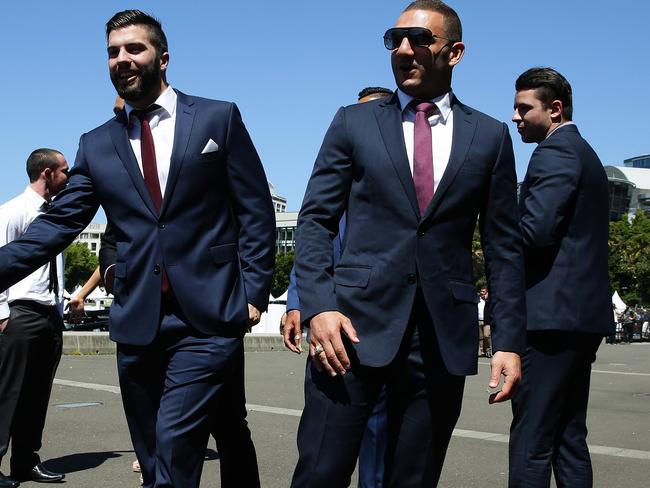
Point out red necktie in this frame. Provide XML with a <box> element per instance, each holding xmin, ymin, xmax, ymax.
<box><xmin>133</xmin><ymin>106</ymin><xmax>169</xmax><ymax>294</ymax></box>
<box><xmin>411</xmin><ymin>100</ymin><xmax>437</xmax><ymax>215</ymax></box>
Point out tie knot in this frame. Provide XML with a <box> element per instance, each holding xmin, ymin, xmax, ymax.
<box><xmin>410</xmin><ymin>100</ymin><xmax>437</xmax><ymax>117</ymax></box>
<box><xmin>131</xmin><ymin>104</ymin><xmax>160</xmax><ymax>122</ymax></box>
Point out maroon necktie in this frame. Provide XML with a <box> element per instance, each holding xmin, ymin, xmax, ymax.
<box><xmin>132</xmin><ymin>106</ymin><xmax>169</xmax><ymax>294</ymax></box>
<box><xmin>133</xmin><ymin>106</ymin><xmax>163</xmax><ymax>212</ymax></box>
<box><xmin>411</xmin><ymin>100</ymin><xmax>437</xmax><ymax>215</ymax></box>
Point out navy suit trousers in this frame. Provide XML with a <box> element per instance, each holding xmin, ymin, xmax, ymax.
<box><xmin>509</xmin><ymin>331</ymin><xmax>602</xmax><ymax>488</ymax></box>
<box><xmin>116</xmin><ymin>298</ymin><xmax>251</xmax><ymax>488</ymax></box>
<box><xmin>291</xmin><ymin>292</ymin><xmax>465</xmax><ymax>488</ymax></box>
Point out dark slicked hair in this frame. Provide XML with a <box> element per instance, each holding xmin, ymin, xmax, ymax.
<box><xmin>106</xmin><ymin>10</ymin><xmax>168</xmax><ymax>57</ymax></box>
<box><xmin>26</xmin><ymin>148</ymin><xmax>63</xmax><ymax>183</ymax></box>
<box><xmin>515</xmin><ymin>67</ymin><xmax>573</xmax><ymax>120</ymax></box>
<box><xmin>358</xmin><ymin>86</ymin><xmax>394</xmax><ymax>100</ymax></box>
<box><xmin>404</xmin><ymin>0</ymin><xmax>462</xmax><ymax>41</ymax></box>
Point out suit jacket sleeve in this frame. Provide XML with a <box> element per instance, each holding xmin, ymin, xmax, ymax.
<box><xmin>295</xmin><ymin>107</ymin><xmax>352</xmax><ymax>323</ymax></box>
<box><xmin>519</xmin><ymin>138</ymin><xmax>580</xmax><ymax>249</ymax></box>
<box><xmin>0</xmin><ymin>135</ymin><xmax>100</xmax><ymax>291</ymax></box>
<box><xmin>287</xmin><ymin>212</ymin><xmax>345</xmax><ymax>313</ymax></box>
<box><xmin>286</xmin><ymin>265</ymin><xmax>300</xmax><ymax>312</ymax></box>
<box><xmin>224</xmin><ymin>103</ymin><xmax>276</xmax><ymax>312</ymax></box>
<box><xmin>479</xmin><ymin>124</ymin><xmax>526</xmax><ymax>354</ymax></box>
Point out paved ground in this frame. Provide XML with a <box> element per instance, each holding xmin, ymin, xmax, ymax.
<box><xmin>6</xmin><ymin>342</ymin><xmax>649</xmax><ymax>487</ymax></box>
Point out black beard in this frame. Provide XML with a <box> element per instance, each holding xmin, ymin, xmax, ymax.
<box><xmin>110</xmin><ymin>57</ymin><xmax>161</xmax><ymax>103</ymax></box>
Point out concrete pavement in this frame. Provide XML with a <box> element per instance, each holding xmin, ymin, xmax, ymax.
<box><xmin>6</xmin><ymin>342</ymin><xmax>649</xmax><ymax>487</ymax></box>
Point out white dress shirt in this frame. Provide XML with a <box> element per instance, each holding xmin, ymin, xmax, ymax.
<box><xmin>0</xmin><ymin>186</ymin><xmax>64</xmax><ymax>319</ymax></box>
<box><xmin>124</xmin><ymin>85</ymin><xmax>178</xmax><ymax>196</ymax></box>
<box><xmin>478</xmin><ymin>297</ymin><xmax>486</xmax><ymax>321</ymax></box>
<box><xmin>397</xmin><ymin>89</ymin><xmax>455</xmax><ymax>194</ymax></box>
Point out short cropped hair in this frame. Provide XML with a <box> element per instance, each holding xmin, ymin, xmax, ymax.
<box><xmin>403</xmin><ymin>0</ymin><xmax>462</xmax><ymax>41</ymax></box>
<box><xmin>26</xmin><ymin>148</ymin><xmax>62</xmax><ymax>183</ymax></box>
<box><xmin>357</xmin><ymin>87</ymin><xmax>394</xmax><ymax>100</ymax></box>
<box><xmin>106</xmin><ymin>10</ymin><xmax>168</xmax><ymax>57</ymax></box>
<box><xmin>515</xmin><ymin>67</ymin><xmax>573</xmax><ymax>120</ymax></box>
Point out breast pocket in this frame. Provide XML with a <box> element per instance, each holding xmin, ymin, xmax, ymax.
<box><xmin>186</xmin><ymin>149</ymin><xmax>225</xmax><ymax>166</ymax></box>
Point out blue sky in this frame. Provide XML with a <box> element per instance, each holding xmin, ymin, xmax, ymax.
<box><xmin>1</xmin><ymin>0</ymin><xmax>648</xmax><ymax>218</ymax></box>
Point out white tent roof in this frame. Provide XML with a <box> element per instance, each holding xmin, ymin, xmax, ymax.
<box><xmin>612</xmin><ymin>291</ymin><xmax>627</xmax><ymax>314</ymax></box>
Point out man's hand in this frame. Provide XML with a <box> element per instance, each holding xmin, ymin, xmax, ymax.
<box><xmin>283</xmin><ymin>310</ymin><xmax>303</xmax><ymax>354</ymax></box>
<box><xmin>246</xmin><ymin>303</ymin><xmax>261</xmax><ymax>329</ymax></box>
<box><xmin>65</xmin><ymin>296</ymin><xmax>86</xmax><ymax>323</ymax></box>
<box><xmin>0</xmin><ymin>318</ymin><xmax>9</xmax><ymax>333</ymax></box>
<box><xmin>309</xmin><ymin>311</ymin><xmax>359</xmax><ymax>377</ymax></box>
<box><xmin>487</xmin><ymin>351</ymin><xmax>521</xmax><ymax>404</ymax></box>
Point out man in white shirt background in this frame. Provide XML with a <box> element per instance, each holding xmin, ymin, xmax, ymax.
<box><xmin>0</xmin><ymin>148</ymin><xmax>69</xmax><ymax>487</ymax></box>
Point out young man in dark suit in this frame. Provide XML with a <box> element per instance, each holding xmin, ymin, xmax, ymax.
<box><xmin>0</xmin><ymin>10</ymin><xmax>275</xmax><ymax>488</ymax></box>
<box><xmin>292</xmin><ymin>1</ymin><xmax>526</xmax><ymax>486</ymax></box>
<box><xmin>509</xmin><ymin>67</ymin><xmax>615</xmax><ymax>488</ymax></box>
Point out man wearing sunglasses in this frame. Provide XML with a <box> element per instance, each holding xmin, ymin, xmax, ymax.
<box><xmin>293</xmin><ymin>1</ymin><xmax>525</xmax><ymax>487</ymax></box>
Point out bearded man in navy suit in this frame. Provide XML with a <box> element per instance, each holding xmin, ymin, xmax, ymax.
<box><xmin>0</xmin><ymin>10</ymin><xmax>275</xmax><ymax>488</ymax></box>
<box><xmin>291</xmin><ymin>1</ymin><xmax>526</xmax><ymax>486</ymax></box>
<box><xmin>509</xmin><ymin>67</ymin><xmax>614</xmax><ymax>488</ymax></box>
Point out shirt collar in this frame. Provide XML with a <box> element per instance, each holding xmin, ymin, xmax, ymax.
<box><xmin>546</xmin><ymin>121</ymin><xmax>575</xmax><ymax>140</ymax></box>
<box><xmin>397</xmin><ymin>89</ymin><xmax>453</xmax><ymax>123</ymax></box>
<box><xmin>124</xmin><ymin>85</ymin><xmax>177</xmax><ymax>120</ymax></box>
<box><xmin>23</xmin><ymin>185</ymin><xmax>48</xmax><ymax>208</ymax></box>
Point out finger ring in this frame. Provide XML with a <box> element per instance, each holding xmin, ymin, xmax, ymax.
<box><xmin>314</xmin><ymin>345</ymin><xmax>324</xmax><ymax>355</ymax></box>
<box><xmin>294</xmin><ymin>334</ymin><xmax>301</xmax><ymax>341</ymax></box>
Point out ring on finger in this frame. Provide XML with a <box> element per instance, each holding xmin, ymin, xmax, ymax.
<box><xmin>314</xmin><ymin>344</ymin><xmax>324</xmax><ymax>355</ymax></box>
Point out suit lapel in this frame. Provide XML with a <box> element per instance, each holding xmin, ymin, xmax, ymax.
<box><xmin>160</xmin><ymin>91</ymin><xmax>196</xmax><ymax>216</ymax></box>
<box><xmin>424</xmin><ymin>97</ymin><xmax>476</xmax><ymax>219</ymax></box>
<box><xmin>375</xmin><ymin>95</ymin><xmax>420</xmax><ymax>220</ymax></box>
<box><xmin>109</xmin><ymin>113</ymin><xmax>158</xmax><ymax>217</ymax></box>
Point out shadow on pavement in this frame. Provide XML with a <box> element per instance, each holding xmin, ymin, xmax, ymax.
<box><xmin>44</xmin><ymin>450</ymin><xmax>133</xmax><ymax>474</ymax></box>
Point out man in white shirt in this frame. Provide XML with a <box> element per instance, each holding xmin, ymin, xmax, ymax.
<box><xmin>0</xmin><ymin>148</ymin><xmax>68</xmax><ymax>487</ymax></box>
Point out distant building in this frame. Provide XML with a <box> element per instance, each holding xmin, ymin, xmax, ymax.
<box><xmin>73</xmin><ymin>223</ymin><xmax>106</xmax><ymax>256</ymax></box>
<box><xmin>624</xmin><ymin>154</ymin><xmax>650</xmax><ymax>169</ymax></box>
<box><xmin>604</xmin><ymin>166</ymin><xmax>650</xmax><ymax>220</ymax></box>
<box><xmin>269</xmin><ymin>181</ymin><xmax>287</xmax><ymax>213</ymax></box>
<box><xmin>275</xmin><ymin>211</ymin><xmax>298</xmax><ymax>254</ymax></box>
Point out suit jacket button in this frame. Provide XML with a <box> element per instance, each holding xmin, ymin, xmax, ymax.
<box><xmin>159</xmin><ymin>223</ymin><xmax>165</xmax><ymax>229</ymax></box>
<box><xmin>407</xmin><ymin>274</ymin><xmax>417</xmax><ymax>284</ymax></box>
<box><xmin>417</xmin><ymin>230</ymin><xmax>425</xmax><ymax>237</ymax></box>
<box><xmin>153</xmin><ymin>265</ymin><xmax>161</xmax><ymax>275</ymax></box>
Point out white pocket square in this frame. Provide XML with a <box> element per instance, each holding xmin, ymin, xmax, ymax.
<box><xmin>201</xmin><ymin>139</ymin><xmax>220</xmax><ymax>154</ymax></box>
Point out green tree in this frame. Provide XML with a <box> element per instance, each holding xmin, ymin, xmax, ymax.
<box><xmin>64</xmin><ymin>243</ymin><xmax>98</xmax><ymax>289</ymax></box>
<box><xmin>472</xmin><ymin>225</ymin><xmax>487</xmax><ymax>288</ymax></box>
<box><xmin>271</xmin><ymin>252</ymin><xmax>295</xmax><ymax>298</ymax></box>
<box><xmin>609</xmin><ymin>210</ymin><xmax>650</xmax><ymax>305</ymax></box>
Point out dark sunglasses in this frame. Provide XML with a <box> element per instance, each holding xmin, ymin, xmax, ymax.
<box><xmin>383</xmin><ymin>27</ymin><xmax>455</xmax><ymax>50</ymax></box>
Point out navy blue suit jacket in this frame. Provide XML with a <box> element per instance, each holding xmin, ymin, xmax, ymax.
<box><xmin>519</xmin><ymin>124</ymin><xmax>614</xmax><ymax>335</ymax></box>
<box><xmin>295</xmin><ymin>94</ymin><xmax>526</xmax><ymax>374</ymax></box>
<box><xmin>0</xmin><ymin>91</ymin><xmax>276</xmax><ymax>345</ymax></box>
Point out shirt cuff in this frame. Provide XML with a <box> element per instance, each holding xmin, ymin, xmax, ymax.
<box><xmin>0</xmin><ymin>302</ymin><xmax>10</xmax><ymax>320</ymax></box>
<box><xmin>103</xmin><ymin>264</ymin><xmax>116</xmax><ymax>285</ymax></box>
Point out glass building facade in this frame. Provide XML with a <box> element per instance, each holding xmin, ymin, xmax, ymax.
<box><xmin>624</xmin><ymin>155</ymin><xmax>650</xmax><ymax>169</ymax></box>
